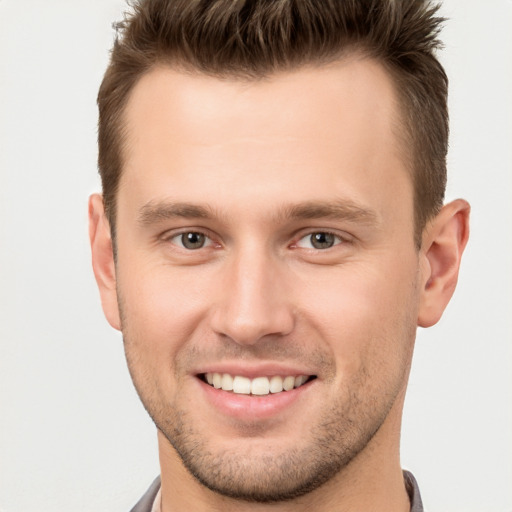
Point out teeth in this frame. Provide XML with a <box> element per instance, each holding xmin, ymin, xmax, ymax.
<box><xmin>283</xmin><ymin>376</ymin><xmax>295</xmax><ymax>391</ymax></box>
<box><xmin>221</xmin><ymin>373</ymin><xmax>233</xmax><ymax>391</ymax></box>
<box><xmin>232</xmin><ymin>376</ymin><xmax>251</xmax><ymax>394</ymax></box>
<box><xmin>204</xmin><ymin>373</ymin><xmax>310</xmax><ymax>395</ymax></box>
<box><xmin>251</xmin><ymin>377</ymin><xmax>270</xmax><ymax>395</ymax></box>
<box><xmin>295</xmin><ymin>375</ymin><xmax>307</xmax><ymax>387</ymax></box>
<box><xmin>212</xmin><ymin>373</ymin><xmax>222</xmax><ymax>389</ymax></box>
<box><xmin>269</xmin><ymin>375</ymin><xmax>284</xmax><ymax>393</ymax></box>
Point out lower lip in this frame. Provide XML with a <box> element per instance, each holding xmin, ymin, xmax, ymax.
<box><xmin>197</xmin><ymin>377</ymin><xmax>314</xmax><ymax>421</ymax></box>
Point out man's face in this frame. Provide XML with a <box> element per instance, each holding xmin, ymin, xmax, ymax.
<box><xmin>108</xmin><ymin>59</ymin><xmax>424</xmax><ymax>501</ymax></box>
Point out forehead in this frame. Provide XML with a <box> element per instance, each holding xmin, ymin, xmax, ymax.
<box><xmin>120</xmin><ymin>58</ymin><xmax>412</xmax><ymax>230</ymax></box>
<box><xmin>123</xmin><ymin>57</ymin><xmax>403</xmax><ymax>156</ymax></box>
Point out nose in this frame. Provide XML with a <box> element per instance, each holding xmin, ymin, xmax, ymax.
<box><xmin>210</xmin><ymin>247</ymin><xmax>295</xmax><ymax>346</ymax></box>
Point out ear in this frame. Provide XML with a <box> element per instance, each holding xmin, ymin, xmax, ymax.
<box><xmin>88</xmin><ymin>194</ymin><xmax>121</xmax><ymax>331</ymax></box>
<box><xmin>418</xmin><ymin>199</ymin><xmax>470</xmax><ymax>328</ymax></box>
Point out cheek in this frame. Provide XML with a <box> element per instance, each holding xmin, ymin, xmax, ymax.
<box><xmin>295</xmin><ymin>258</ymin><xmax>420</xmax><ymax>374</ymax></box>
<box><xmin>116</xmin><ymin>263</ymin><xmax>218</xmax><ymax>405</ymax></box>
<box><xmin>116</xmin><ymin>260</ymin><xmax>216</xmax><ymax>354</ymax></box>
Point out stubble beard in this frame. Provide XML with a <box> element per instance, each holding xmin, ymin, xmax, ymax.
<box><xmin>123</xmin><ymin>341</ymin><xmax>411</xmax><ymax>504</ymax></box>
<box><xmin>158</xmin><ymin>388</ymin><xmax>389</xmax><ymax>503</ymax></box>
<box><xmin>118</xmin><ymin>281</ymin><xmax>417</xmax><ymax>504</ymax></box>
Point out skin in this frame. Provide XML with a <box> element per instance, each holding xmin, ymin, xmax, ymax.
<box><xmin>90</xmin><ymin>57</ymin><xmax>469</xmax><ymax>511</ymax></box>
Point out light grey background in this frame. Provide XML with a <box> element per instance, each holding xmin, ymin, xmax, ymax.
<box><xmin>0</xmin><ymin>1</ymin><xmax>510</xmax><ymax>511</ymax></box>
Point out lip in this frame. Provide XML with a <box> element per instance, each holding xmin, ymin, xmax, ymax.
<box><xmin>194</xmin><ymin>362</ymin><xmax>315</xmax><ymax>379</ymax></box>
<box><xmin>195</xmin><ymin>371</ymin><xmax>316</xmax><ymax>421</ymax></box>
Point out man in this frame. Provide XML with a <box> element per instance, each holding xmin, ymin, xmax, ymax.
<box><xmin>89</xmin><ymin>0</ymin><xmax>470</xmax><ymax>510</ymax></box>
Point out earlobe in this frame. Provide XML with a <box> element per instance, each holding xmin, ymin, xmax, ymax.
<box><xmin>88</xmin><ymin>194</ymin><xmax>122</xmax><ymax>331</ymax></box>
<box><xmin>417</xmin><ymin>199</ymin><xmax>470</xmax><ymax>328</ymax></box>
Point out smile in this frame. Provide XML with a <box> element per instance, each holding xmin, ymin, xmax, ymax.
<box><xmin>202</xmin><ymin>373</ymin><xmax>315</xmax><ymax>396</ymax></box>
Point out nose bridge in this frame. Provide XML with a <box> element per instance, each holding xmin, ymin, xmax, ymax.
<box><xmin>211</xmin><ymin>241</ymin><xmax>294</xmax><ymax>345</ymax></box>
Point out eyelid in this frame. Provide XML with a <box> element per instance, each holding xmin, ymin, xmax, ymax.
<box><xmin>161</xmin><ymin>228</ymin><xmax>219</xmax><ymax>249</ymax></box>
<box><xmin>292</xmin><ymin>230</ymin><xmax>352</xmax><ymax>250</ymax></box>
<box><xmin>158</xmin><ymin>227</ymin><xmax>353</xmax><ymax>251</ymax></box>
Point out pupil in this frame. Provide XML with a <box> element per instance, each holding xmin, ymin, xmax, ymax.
<box><xmin>311</xmin><ymin>232</ymin><xmax>335</xmax><ymax>249</ymax></box>
<box><xmin>182</xmin><ymin>232</ymin><xmax>205</xmax><ymax>249</ymax></box>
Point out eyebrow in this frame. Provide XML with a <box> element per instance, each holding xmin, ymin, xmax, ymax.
<box><xmin>137</xmin><ymin>199</ymin><xmax>379</xmax><ymax>226</ymax></box>
<box><xmin>138</xmin><ymin>201</ymin><xmax>212</xmax><ymax>225</ymax></box>
<box><xmin>277</xmin><ymin>200</ymin><xmax>379</xmax><ymax>225</ymax></box>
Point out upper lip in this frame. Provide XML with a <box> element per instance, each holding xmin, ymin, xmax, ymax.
<box><xmin>194</xmin><ymin>362</ymin><xmax>316</xmax><ymax>379</ymax></box>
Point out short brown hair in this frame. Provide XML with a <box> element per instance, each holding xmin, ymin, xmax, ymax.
<box><xmin>98</xmin><ymin>0</ymin><xmax>448</xmax><ymax>246</ymax></box>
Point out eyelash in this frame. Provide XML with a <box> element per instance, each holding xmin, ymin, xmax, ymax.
<box><xmin>293</xmin><ymin>231</ymin><xmax>345</xmax><ymax>250</ymax></box>
<box><xmin>163</xmin><ymin>229</ymin><xmax>349</xmax><ymax>251</ymax></box>
<box><xmin>166</xmin><ymin>230</ymin><xmax>218</xmax><ymax>250</ymax></box>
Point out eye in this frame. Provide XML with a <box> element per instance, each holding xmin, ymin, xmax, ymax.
<box><xmin>170</xmin><ymin>231</ymin><xmax>212</xmax><ymax>250</ymax></box>
<box><xmin>296</xmin><ymin>232</ymin><xmax>342</xmax><ymax>250</ymax></box>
